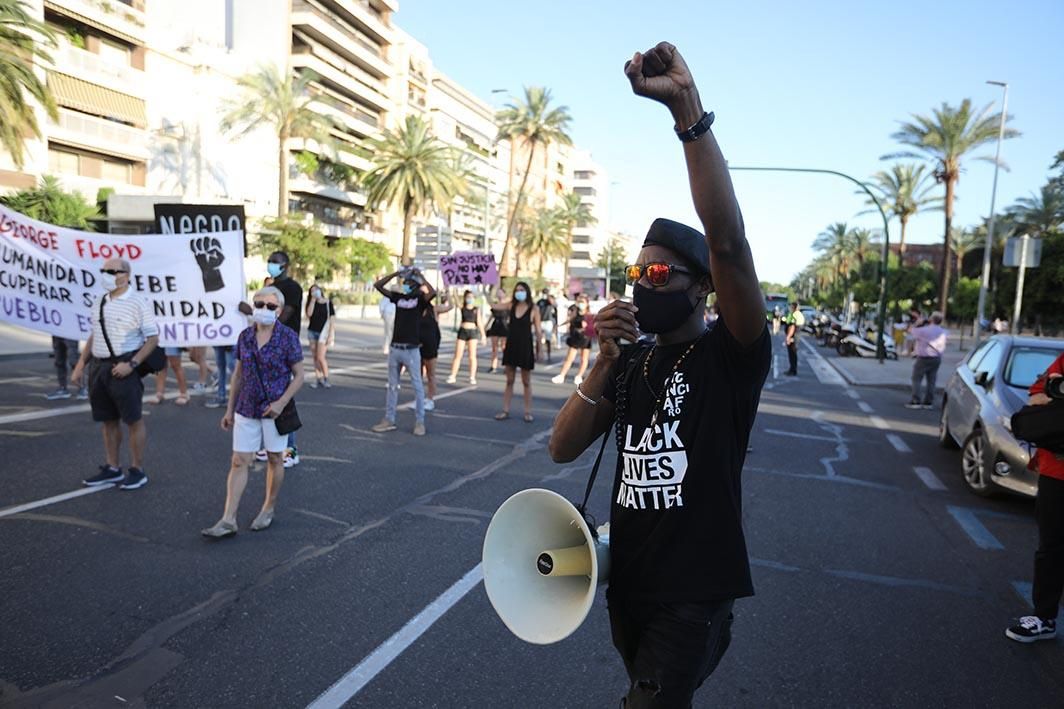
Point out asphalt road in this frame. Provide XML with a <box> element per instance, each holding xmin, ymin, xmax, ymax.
<box><xmin>1</xmin><ymin>322</ymin><xmax>1061</xmax><ymax>708</ymax></box>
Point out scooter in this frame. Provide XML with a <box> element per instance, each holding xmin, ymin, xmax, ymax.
<box><xmin>837</xmin><ymin>329</ymin><xmax>899</xmax><ymax>359</ymax></box>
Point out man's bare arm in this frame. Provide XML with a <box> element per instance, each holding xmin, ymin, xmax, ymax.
<box><xmin>625</xmin><ymin>43</ymin><xmax>764</xmax><ymax>345</ymax></box>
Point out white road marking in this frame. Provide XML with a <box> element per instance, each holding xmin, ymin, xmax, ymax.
<box><xmin>846</xmin><ymin>389</ymin><xmax>861</xmax><ymax>400</ymax></box>
<box><xmin>886</xmin><ymin>433</ymin><xmax>911</xmax><ymax>453</ymax></box>
<box><xmin>764</xmin><ymin>429</ymin><xmax>840</xmax><ymax>442</ymax></box>
<box><xmin>811</xmin><ymin>410</ymin><xmax>849</xmax><ymax>478</ymax></box>
<box><xmin>772</xmin><ymin>354</ymin><xmax>779</xmax><ymax>380</ymax></box>
<box><xmin>947</xmin><ymin>506</ymin><xmax>1004</xmax><ymax>550</ymax></box>
<box><xmin>307</xmin><ymin>564</ymin><xmax>484</xmax><ymax>708</ymax></box>
<box><xmin>0</xmin><ymin>389</ymin><xmax>188</xmax><ymax>425</ymax></box>
<box><xmin>857</xmin><ymin>401</ymin><xmax>874</xmax><ymax>414</ymax></box>
<box><xmin>869</xmin><ymin>415</ymin><xmax>890</xmax><ymax>430</ymax></box>
<box><xmin>800</xmin><ymin>340</ymin><xmax>845</xmax><ymax>386</ymax></box>
<box><xmin>398</xmin><ymin>385</ymin><xmax>476</xmax><ymax>410</ymax></box>
<box><xmin>0</xmin><ymin>485</ymin><xmax>112</xmax><ymax>519</ymax></box>
<box><xmin>1011</xmin><ymin>580</ymin><xmax>1033</xmax><ymax>605</ymax></box>
<box><xmin>913</xmin><ymin>466</ymin><xmax>947</xmax><ymax>491</ymax></box>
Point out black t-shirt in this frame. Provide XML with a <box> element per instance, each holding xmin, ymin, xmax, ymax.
<box><xmin>537</xmin><ymin>297</ymin><xmax>556</xmax><ymax>322</ymax></box>
<box><xmin>273</xmin><ymin>277</ymin><xmax>303</xmax><ymax>334</ymax></box>
<box><xmin>389</xmin><ymin>291</ymin><xmax>429</xmax><ymax>345</ymax></box>
<box><xmin>308</xmin><ymin>298</ymin><xmax>332</xmax><ymax>332</ymax></box>
<box><xmin>602</xmin><ymin>319</ymin><xmax>771</xmax><ymax>602</ymax></box>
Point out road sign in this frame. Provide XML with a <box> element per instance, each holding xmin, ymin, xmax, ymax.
<box><xmin>1004</xmin><ymin>236</ymin><xmax>1041</xmax><ymax>268</ymax></box>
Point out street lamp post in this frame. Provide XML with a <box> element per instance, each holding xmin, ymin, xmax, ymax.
<box><xmin>974</xmin><ymin>80</ymin><xmax>1009</xmax><ymax>346</ymax></box>
<box><xmin>728</xmin><ymin>166</ymin><xmax>892</xmax><ymax>362</ymax></box>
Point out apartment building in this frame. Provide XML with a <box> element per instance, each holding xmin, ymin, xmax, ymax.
<box><xmin>568</xmin><ymin>149</ymin><xmax>611</xmax><ymax>295</ymax></box>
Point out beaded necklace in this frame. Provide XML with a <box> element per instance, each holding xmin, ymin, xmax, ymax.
<box><xmin>643</xmin><ymin>329</ymin><xmax>708</xmax><ymax>427</ymax></box>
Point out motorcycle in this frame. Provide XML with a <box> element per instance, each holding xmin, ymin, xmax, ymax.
<box><xmin>821</xmin><ymin>320</ymin><xmax>854</xmax><ymax>349</ymax></box>
<box><xmin>837</xmin><ymin>329</ymin><xmax>899</xmax><ymax>359</ymax></box>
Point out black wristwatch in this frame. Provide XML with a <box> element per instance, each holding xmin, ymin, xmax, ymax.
<box><xmin>130</xmin><ymin>358</ymin><xmax>140</xmax><ymax>369</ymax></box>
<box><xmin>675</xmin><ymin>111</ymin><xmax>715</xmax><ymax>143</ymax></box>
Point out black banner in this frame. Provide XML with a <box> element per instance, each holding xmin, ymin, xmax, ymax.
<box><xmin>153</xmin><ymin>203</ymin><xmax>246</xmax><ymax>252</ymax></box>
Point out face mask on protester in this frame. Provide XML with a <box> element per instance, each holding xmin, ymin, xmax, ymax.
<box><xmin>633</xmin><ymin>282</ymin><xmax>696</xmax><ymax>334</ymax></box>
<box><xmin>577</xmin><ymin>302</ymin><xmax>588</xmax><ymax>313</ymax></box>
<box><xmin>514</xmin><ymin>290</ymin><xmax>528</xmax><ymax>302</ymax></box>
<box><xmin>465</xmin><ymin>297</ymin><xmax>474</xmax><ymax>306</ymax></box>
<box><xmin>253</xmin><ymin>306</ymin><xmax>278</xmax><ymax>326</ymax></box>
<box><xmin>100</xmin><ymin>273</ymin><xmax>118</xmax><ymax>291</ymax></box>
<box><xmin>311</xmin><ymin>288</ymin><xmax>322</xmax><ymax>299</ymax></box>
<box><xmin>267</xmin><ymin>262</ymin><xmax>283</xmax><ymax>278</ymax></box>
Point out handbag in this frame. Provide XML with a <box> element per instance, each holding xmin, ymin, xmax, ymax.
<box><xmin>1011</xmin><ymin>401</ymin><xmax>1064</xmax><ymax>454</ymax></box>
<box><xmin>248</xmin><ymin>343</ymin><xmax>302</xmax><ymax>435</ymax></box>
<box><xmin>98</xmin><ymin>296</ymin><xmax>167</xmax><ymax>377</ymax></box>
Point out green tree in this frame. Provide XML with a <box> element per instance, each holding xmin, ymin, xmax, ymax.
<box><xmin>518</xmin><ymin>206</ymin><xmax>567</xmax><ymax>277</ymax></box>
<box><xmin>887</xmin><ymin>99</ymin><xmax>1018</xmax><ymax>317</ymax></box>
<box><xmin>952</xmin><ymin>276</ymin><xmax>981</xmax><ymax>323</ymax></box>
<box><xmin>863</xmin><ymin>163</ymin><xmax>941</xmax><ymax>258</ymax></box>
<box><xmin>553</xmin><ymin>192</ymin><xmax>596</xmax><ymax>288</ymax></box>
<box><xmin>220</xmin><ymin>65</ymin><xmax>339</xmax><ymax>217</ymax></box>
<box><xmin>949</xmin><ymin>226</ymin><xmax>985</xmax><ymax>281</ymax></box>
<box><xmin>598</xmin><ymin>238</ymin><xmax>629</xmax><ymax>295</ymax></box>
<box><xmin>360</xmin><ymin>114</ymin><xmax>468</xmax><ymax>264</ymax></box>
<box><xmin>849</xmin><ymin>227</ymin><xmax>879</xmax><ymax>273</ymax></box>
<box><xmin>257</xmin><ymin>216</ymin><xmax>352</xmax><ymax>283</ymax></box>
<box><xmin>0</xmin><ymin>0</ymin><xmax>56</xmax><ymax>168</ymax></box>
<box><xmin>0</xmin><ymin>175</ymin><xmax>99</xmax><ymax>228</ymax></box>
<box><xmin>1009</xmin><ymin>184</ymin><xmax>1064</xmax><ymax>239</ymax></box>
<box><xmin>812</xmin><ymin>222</ymin><xmax>855</xmax><ymax>286</ymax></box>
<box><xmin>496</xmin><ymin>86</ymin><xmax>573</xmax><ymax>276</ymax></box>
<box><xmin>347</xmin><ymin>237</ymin><xmax>392</xmax><ymax>282</ymax></box>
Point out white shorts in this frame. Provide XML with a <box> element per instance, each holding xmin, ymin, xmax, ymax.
<box><xmin>233</xmin><ymin>413</ymin><xmax>287</xmax><ymax>453</ymax></box>
<box><xmin>541</xmin><ymin>320</ymin><xmax>555</xmax><ymax>336</ymax></box>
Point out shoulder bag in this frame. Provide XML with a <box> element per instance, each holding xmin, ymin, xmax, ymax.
<box><xmin>98</xmin><ymin>296</ymin><xmax>166</xmax><ymax>377</ymax></box>
<box><xmin>1011</xmin><ymin>401</ymin><xmax>1064</xmax><ymax>455</ymax></box>
<box><xmin>248</xmin><ymin>339</ymin><xmax>302</xmax><ymax>435</ymax></box>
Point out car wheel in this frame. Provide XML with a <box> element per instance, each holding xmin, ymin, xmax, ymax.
<box><xmin>938</xmin><ymin>402</ymin><xmax>959</xmax><ymax>449</ymax></box>
<box><xmin>961</xmin><ymin>428</ymin><xmax>995</xmax><ymax>497</ymax></box>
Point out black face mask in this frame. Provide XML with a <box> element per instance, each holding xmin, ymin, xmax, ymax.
<box><xmin>633</xmin><ymin>282</ymin><xmax>696</xmax><ymax>334</ymax></box>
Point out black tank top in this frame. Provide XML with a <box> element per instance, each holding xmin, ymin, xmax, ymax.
<box><xmin>461</xmin><ymin>306</ymin><xmax>478</xmax><ymax>324</ymax></box>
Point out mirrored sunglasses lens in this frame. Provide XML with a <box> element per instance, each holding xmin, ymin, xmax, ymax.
<box><xmin>645</xmin><ymin>264</ymin><xmax>670</xmax><ymax>286</ymax></box>
<box><xmin>625</xmin><ymin>265</ymin><xmax>641</xmax><ymax>282</ymax></box>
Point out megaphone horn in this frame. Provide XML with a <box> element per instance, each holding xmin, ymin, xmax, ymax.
<box><xmin>482</xmin><ymin>488</ymin><xmax>609</xmax><ymax>645</ymax></box>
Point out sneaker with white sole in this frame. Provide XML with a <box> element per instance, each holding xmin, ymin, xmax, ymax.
<box><xmin>285</xmin><ymin>448</ymin><xmax>300</xmax><ymax>466</ymax></box>
<box><xmin>413</xmin><ymin>422</ymin><xmax>426</xmax><ymax>436</ymax></box>
<box><xmin>445</xmin><ymin>375</ymin><xmax>457</xmax><ymax>384</ymax></box>
<box><xmin>551</xmin><ymin>374</ymin><xmax>565</xmax><ymax>384</ymax></box>
<box><xmin>119</xmin><ymin>467</ymin><xmax>148</xmax><ymax>490</ymax></box>
<box><xmin>322</xmin><ymin>378</ymin><xmax>332</xmax><ymax>389</ymax></box>
<box><xmin>83</xmin><ymin>465</ymin><xmax>123</xmax><ymax>486</ymax></box>
<box><xmin>371</xmin><ymin>419</ymin><xmax>397</xmax><ymax>433</ymax></box>
<box><xmin>424</xmin><ymin>399</ymin><xmax>435</xmax><ymax>411</ymax></box>
<box><xmin>77</xmin><ymin>386</ymin><xmax>89</xmax><ymax>400</ymax></box>
<box><xmin>1006</xmin><ymin>616</ymin><xmax>1057</xmax><ymax>643</ymax></box>
<box><xmin>46</xmin><ymin>388</ymin><xmax>72</xmax><ymax>400</ymax></box>
<box><xmin>190</xmin><ymin>382</ymin><xmax>207</xmax><ymax>396</ymax></box>
<box><xmin>574</xmin><ymin>375</ymin><xmax>584</xmax><ymax>386</ymax></box>
<box><xmin>254</xmin><ymin>450</ymin><xmax>268</xmax><ymax>462</ymax></box>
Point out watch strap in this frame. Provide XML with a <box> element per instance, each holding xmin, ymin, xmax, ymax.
<box><xmin>675</xmin><ymin>111</ymin><xmax>715</xmax><ymax>143</ymax></box>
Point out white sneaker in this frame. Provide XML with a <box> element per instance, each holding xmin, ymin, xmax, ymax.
<box><xmin>254</xmin><ymin>450</ymin><xmax>268</xmax><ymax>462</ymax></box>
<box><xmin>424</xmin><ymin>399</ymin><xmax>435</xmax><ymax>411</ymax></box>
<box><xmin>574</xmin><ymin>375</ymin><xmax>584</xmax><ymax>386</ymax></box>
<box><xmin>445</xmin><ymin>375</ymin><xmax>457</xmax><ymax>384</ymax></box>
<box><xmin>190</xmin><ymin>382</ymin><xmax>207</xmax><ymax>396</ymax></box>
<box><xmin>551</xmin><ymin>374</ymin><xmax>565</xmax><ymax>384</ymax></box>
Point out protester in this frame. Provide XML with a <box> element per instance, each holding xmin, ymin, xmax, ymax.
<box><xmin>71</xmin><ymin>257</ymin><xmax>160</xmax><ymax>491</ymax></box>
<box><xmin>266</xmin><ymin>251</ymin><xmax>303</xmax><ymax>467</ymax></box>
<box><xmin>552</xmin><ymin>294</ymin><xmax>593</xmax><ymax>385</ymax></box>
<box><xmin>782</xmin><ymin>300</ymin><xmax>805</xmax><ymax>376</ymax></box>
<box><xmin>153</xmin><ymin>347</ymin><xmax>190</xmax><ymax>405</ymax></box>
<box><xmin>371</xmin><ymin>268</ymin><xmax>433</xmax><ymax>436</ymax></box>
<box><xmin>495</xmin><ymin>281</ymin><xmax>540</xmax><ymax>422</ymax></box>
<box><xmin>548</xmin><ymin>42</ymin><xmax>770</xmax><ymax>707</ymax></box>
<box><xmin>771</xmin><ymin>304</ymin><xmax>783</xmax><ymax>335</ymax></box>
<box><xmin>419</xmin><ymin>287</ymin><xmax>451</xmax><ymax>410</ymax></box>
<box><xmin>536</xmin><ymin>288</ymin><xmax>558</xmax><ymax>362</ymax></box>
<box><xmin>486</xmin><ymin>287</ymin><xmax>510</xmax><ymax>373</ymax></box>
<box><xmin>906</xmin><ymin>311</ymin><xmax>947</xmax><ymax>409</ymax></box>
<box><xmin>305</xmin><ymin>283</ymin><xmax>335</xmax><ymax>389</ymax></box>
<box><xmin>447</xmin><ymin>289</ymin><xmax>486</xmax><ymax>385</ymax></box>
<box><xmin>1006</xmin><ymin>354</ymin><xmax>1064</xmax><ymax>643</ymax></box>
<box><xmin>201</xmin><ymin>286</ymin><xmax>304</xmax><ymax>538</ymax></box>
<box><xmin>46</xmin><ymin>336</ymin><xmax>87</xmax><ymax>400</ymax></box>
<box><xmin>207</xmin><ymin>302</ymin><xmax>253</xmax><ymax>409</ymax></box>
<box><xmin>379</xmin><ymin>291</ymin><xmax>396</xmax><ymax>354</ymax></box>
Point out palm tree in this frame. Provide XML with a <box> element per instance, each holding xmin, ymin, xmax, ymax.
<box><xmin>553</xmin><ymin>192</ymin><xmax>597</xmax><ymax>287</ymax></box>
<box><xmin>220</xmin><ymin>64</ymin><xmax>339</xmax><ymax>217</ymax></box>
<box><xmin>0</xmin><ymin>0</ymin><xmax>56</xmax><ymax>168</ymax></box>
<box><xmin>864</xmin><ymin>164</ymin><xmax>941</xmax><ymax>258</ymax></box>
<box><xmin>518</xmin><ymin>206</ymin><xmax>568</xmax><ymax>276</ymax></box>
<box><xmin>949</xmin><ymin>227</ymin><xmax>985</xmax><ymax>281</ymax></box>
<box><xmin>360</xmin><ymin>114</ymin><xmax>468</xmax><ymax>263</ymax></box>
<box><xmin>496</xmin><ymin>86</ymin><xmax>572</xmax><ymax>276</ymax></box>
<box><xmin>849</xmin><ymin>227</ymin><xmax>879</xmax><ymax>274</ymax></box>
<box><xmin>812</xmin><ymin>222</ymin><xmax>855</xmax><ymax>285</ymax></box>
<box><xmin>887</xmin><ymin>99</ymin><xmax>1018</xmax><ymax>316</ymax></box>
<box><xmin>1010</xmin><ymin>185</ymin><xmax>1064</xmax><ymax>239</ymax></box>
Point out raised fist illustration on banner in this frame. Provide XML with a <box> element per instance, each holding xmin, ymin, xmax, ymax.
<box><xmin>190</xmin><ymin>236</ymin><xmax>225</xmax><ymax>292</ymax></box>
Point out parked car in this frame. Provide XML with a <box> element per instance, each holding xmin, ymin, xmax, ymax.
<box><xmin>940</xmin><ymin>335</ymin><xmax>1064</xmax><ymax>497</ymax></box>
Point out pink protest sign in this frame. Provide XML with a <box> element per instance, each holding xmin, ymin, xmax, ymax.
<box><xmin>439</xmin><ymin>251</ymin><xmax>499</xmax><ymax>286</ymax></box>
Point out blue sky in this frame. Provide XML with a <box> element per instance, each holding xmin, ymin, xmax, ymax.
<box><xmin>394</xmin><ymin>0</ymin><xmax>1064</xmax><ymax>285</ymax></box>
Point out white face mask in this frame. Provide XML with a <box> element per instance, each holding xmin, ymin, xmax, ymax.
<box><xmin>253</xmin><ymin>307</ymin><xmax>278</xmax><ymax>326</ymax></box>
<box><xmin>100</xmin><ymin>273</ymin><xmax>118</xmax><ymax>291</ymax></box>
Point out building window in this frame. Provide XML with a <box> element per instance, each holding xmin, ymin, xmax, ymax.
<box><xmin>574</xmin><ymin>170</ymin><xmax>595</xmax><ymax>180</ymax></box>
<box><xmin>572</xmin><ymin>234</ymin><xmax>591</xmax><ymax>244</ymax></box>
<box><xmin>48</xmin><ymin>147</ymin><xmax>80</xmax><ymax>174</ymax></box>
<box><xmin>101</xmin><ymin>158</ymin><xmax>131</xmax><ymax>183</ymax></box>
<box><xmin>574</xmin><ymin>186</ymin><xmax>596</xmax><ymax>197</ymax></box>
<box><xmin>98</xmin><ymin>37</ymin><xmax>131</xmax><ymax>66</ymax></box>
<box><xmin>572</xmin><ymin>251</ymin><xmax>591</xmax><ymax>261</ymax></box>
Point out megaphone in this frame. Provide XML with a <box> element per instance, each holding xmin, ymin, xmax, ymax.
<box><xmin>482</xmin><ymin>488</ymin><xmax>609</xmax><ymax>645</ymax></box>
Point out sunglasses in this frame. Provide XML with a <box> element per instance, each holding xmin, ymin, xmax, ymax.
<box><xmin>253</xmin><ymin>301</ymin><xmax>280</xmax><ymax>311</ymax></box>
<box><xmin>625</xmin><ymin>262</ymin><xmax>692</xmax><ymax>287</ymax></box>
<box><xmin>99</xmin><ymin>268</ymin><xmax>127</xmax><ymax>275</ymax></box>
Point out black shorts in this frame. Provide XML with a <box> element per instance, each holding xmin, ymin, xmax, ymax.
<box><xmin>420</xmin><ymin>328</ymin><xmax>442</xmax><ymax>361</ymax></box>
<box><xmin>457</xmin><ymin>328</ymin><xmax>478</xmax><ymax>341</ymax></box>
<box><xmin>89</xmin><ymin>359</ymin><xmax>144</xmax><ymax>424</ymax></box>
<box><xmin>609</xmin><ymin>596</ymin><xmax>734</xmax><ymax>707</ymax></box>
<box><xmin>566</xmin><ymin>333</ymin><xmax>591</xmax><ymax>350</ymax></box>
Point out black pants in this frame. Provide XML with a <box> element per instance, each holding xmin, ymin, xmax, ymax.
<box><xmin>787</xmin><ymin>340</ymin><xmax>798</xmax><ymax>374</ymax></box>
<box><xmin>52</xmin><ymin>336</ymin><xmax>78</xmax><ymax>388</ymax></box>
<box><xmin>609</xmin><ymin>597</ymin><xmax>734</xmax><ymax>708</ymax></box>
<box><xmin>1034</xmin><ymin>474</ymin><xmax>1064</xmax><ymax>620</ymax></box>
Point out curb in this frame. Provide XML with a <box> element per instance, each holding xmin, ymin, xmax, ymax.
<box><xmin>820</xmin><ymin>351</ymin><xmax>945</xmax><ymax>393</ymax></box>
<box><xmin>0</xmin><ymin>351</ymin><xmax>49</xmax><ymax>362</ymax></box>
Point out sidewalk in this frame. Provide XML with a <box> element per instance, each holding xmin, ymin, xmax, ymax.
<box><xmin>0</xmin><ymin>322</ymin><xmax>53</xmax><ymax>359</ymax></box>
<box><xmin>816</xmin><ymin>328</ymin><xmax>970</xmax><ymax>391</ymax></box>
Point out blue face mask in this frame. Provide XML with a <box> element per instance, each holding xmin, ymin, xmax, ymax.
<box><xmin>514</xmin><ymin>290</ymin><xmax>527</xmax><ymax>302</ymax></box>
<box><xmin>267</xmin><ymin>263</ymin><xmax>283</xmax><ymax>278</ymax></box>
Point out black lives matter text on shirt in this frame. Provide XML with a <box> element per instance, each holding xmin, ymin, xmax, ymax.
<box><xmin>273</xmin><ymin>277</ymin><xmax>303</xmax><ymax>334</ymax></box>
<box><xmin>602</xmin><ymin>320</ymin><xmax>770</xmax><ymax>603</ymax></box>
<box><xmin>389</xmin><ymin>291</ymin><xmax>429</xmax><ymax>345</ymax></box>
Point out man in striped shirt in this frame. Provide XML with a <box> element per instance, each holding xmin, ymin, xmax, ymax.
<box><xmin>72</xmin><ymin>258</ymin><xmax>160</xmax><ymax>490</ymax></box>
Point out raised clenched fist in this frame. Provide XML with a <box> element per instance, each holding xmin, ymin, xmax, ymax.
<box><xmin>190</xmin><ymin>236</ymin><xmax>225</xmax><ymax>292</ymax></box>
<box><xmin>624</xmin><ymin>42</ymin><xmax>700</xmax><ymax>121</ymax></box>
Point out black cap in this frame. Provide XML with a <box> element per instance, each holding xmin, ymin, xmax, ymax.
<box><xmin>643</xmin><ymin>218</ymin><xmax>710</xmax><ymax>277</ymax></box>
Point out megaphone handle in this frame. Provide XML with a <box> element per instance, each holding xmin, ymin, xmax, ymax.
<box><xmin>575</xmin><ymin>430</ymin><xmax>611</xmax><ymax>538</ymax></box>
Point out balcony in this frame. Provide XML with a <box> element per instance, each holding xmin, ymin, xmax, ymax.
<box><xmin>332</xmin><ymin>0</ymin><xmax>395</xmax><ymax>44</ymax></box>
<box><xmin>292</xmin><ymin>0</ymin><xmax>391</xmax><ymax>78</ymax></box>
<box><xmin>54</xmin><ymin>41</ymin><xmax>144</xmax><ymax>96</ymax></box>
<box><xmin>44</xmin><ymin>0</ymin><xmax>146</xmax><ymax>45</ymax></box>
<box><xmin>292</xmin><ymin>47</ymin><xmax>391</xmax><ymax>113</ymax></box>
<box><xmin>49</xmin><ymin>107</ymin><xmax>148</xmax><ymax>161</ymax></box>
<box><xmin>305</xmin><ymin>97</ymin><xmax>381</xmax><ymax>140</ymax></box>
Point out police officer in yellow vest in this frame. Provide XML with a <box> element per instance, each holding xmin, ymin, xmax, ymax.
<box><xmin>783</xmin><ymin>301</ymin><xmax>805</xmax><ymax>376</ymax></box>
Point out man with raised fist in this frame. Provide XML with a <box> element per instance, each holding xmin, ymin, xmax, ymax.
<box><xmin>550</xmin><ymin>42</ymin><xmax>770</xmax><ymax>707</ymax></box>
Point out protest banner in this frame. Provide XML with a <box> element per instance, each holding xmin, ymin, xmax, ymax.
<box><xmin>0</xmin><ymin>204</ymin><xmax>246</xmax><ymax>346</ymax></box>
<box><xmin>154</xmin><ymin>203</ymin><xmax>247</xmax><ymax>252</ymax></box>
<box><xmin>439</xmin><ymin>251</ymin><xmax>499</xmax><ymax>287</ymax></box>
